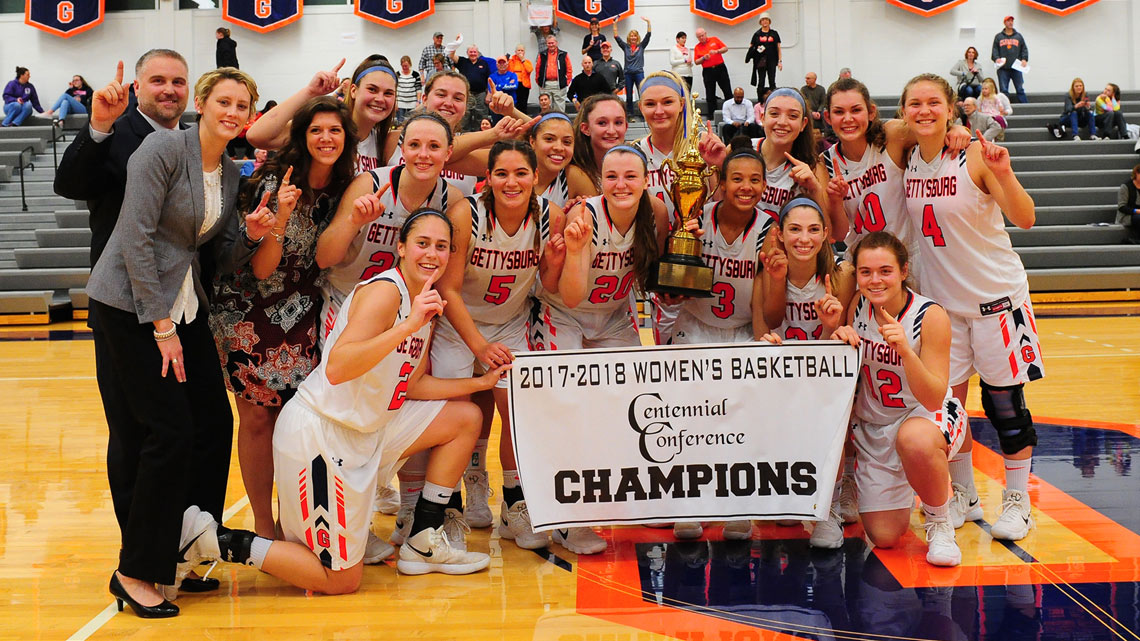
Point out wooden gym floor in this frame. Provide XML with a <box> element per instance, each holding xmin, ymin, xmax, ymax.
<box><xmin>1</xmin><ymin>316</ymin><xmax>1138</xmax><ymax>641</ymax></box>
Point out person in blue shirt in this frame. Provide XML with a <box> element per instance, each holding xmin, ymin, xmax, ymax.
<box><xmin>3</xmin><ymin>67</ymin><xmax>45</xmax><ymax>127</ymax></box>
<box><xmin>487</xmin><ymin>56</ymin><xmax>520</xmax><ymax>124</ymax></box>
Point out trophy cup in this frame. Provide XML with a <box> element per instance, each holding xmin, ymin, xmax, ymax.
<box><xmin>649</xmin><ymin>92</ymin><xmax>716</xmax><ymax>297</ymax></box>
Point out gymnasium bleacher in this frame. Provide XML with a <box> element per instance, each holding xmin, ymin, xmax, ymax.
<box><xmin>0</xmin><ymin>91</ymin><xmax>1137</xmax><ymax>323</ymax></box>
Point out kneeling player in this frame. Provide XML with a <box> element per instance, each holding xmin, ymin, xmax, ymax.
<box><xmin>831</xmin><ymin>232</ymin><xmax>967</xmax><ymax>567</ymax></box>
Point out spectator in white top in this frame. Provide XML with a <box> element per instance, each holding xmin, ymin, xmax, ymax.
<box><xmin>396</xmin><ymin>55</ymin><xmax>423</xmax><ymax>123</ymax></box>
<box><xmin>962</xmin><ymin>98</ymin><xmax>1001</xmax><ymax>142</ymax></box>
<box><xmin>721</xmin><ymin>87</ymin><xmax>760</xmax><ymax>140</ymax></box>
<box><xmin>670</xmin><ymin>32</ymin><xmax>693</xmax><ymax>91</ymax></box>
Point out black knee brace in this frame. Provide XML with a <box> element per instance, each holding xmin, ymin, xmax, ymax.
<box><xmin>980</xmin><ymin>381</ymin><xmax>1037</xmax><ymax>455</ymax></box>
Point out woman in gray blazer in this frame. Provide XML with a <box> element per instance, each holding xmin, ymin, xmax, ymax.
<box><xmin>85</xmin><ymin>67</ymin><xmax>273</xmax><ymax>618</ymax></box>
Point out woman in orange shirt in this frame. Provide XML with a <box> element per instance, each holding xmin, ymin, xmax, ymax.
<box><xmin>509</xmin><ymin>44</ymin><xmax>534</xmax><ymax>114</ymax></box>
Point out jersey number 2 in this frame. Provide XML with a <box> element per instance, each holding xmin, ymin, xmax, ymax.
<box><xmin>360</xmin><ymin>251</ymin><xmax>396</xmax><ymax>280</ymax></box>
<box><xmin>387</xmin><ymin>362</ymin><xmax>414</xmax><ymax>410</ymax></box>
<box><xmin>861</xmin><ymin>364</ymin><xmax>905</xmax><ymax>408</ymax></box>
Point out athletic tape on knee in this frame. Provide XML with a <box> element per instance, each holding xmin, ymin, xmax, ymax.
<box><xmin>980</xmin><ymin>381</ymin><xmax>1037</xmax><ymax>455</ymax></box>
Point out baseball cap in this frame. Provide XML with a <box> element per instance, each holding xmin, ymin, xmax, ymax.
<box><xmin>1003</xmin><ymin>15</ymin><xmax>1014</xmax><ymax>21</ymax></box>
<box><xmin>433</xmin><ymin>31</ymin><xmax>444</xmax><ymax>37</ymax></box>
<box><xmin>600</xmin><ymin>41</ymin><xmax>611</xmax><ymax>48</ymax></box>
<box><xmin>496</xmin><ymin>56</ymin><xmax>508</xmax><ymax>64</ymax></box>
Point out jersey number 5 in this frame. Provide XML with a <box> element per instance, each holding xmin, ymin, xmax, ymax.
<box><xmin>387</xmin><ymin>362</ymin><xmax>414</xmax><ymax>410</ymax></box>
<box><xmin>484</xmin><ymin>275</ymin><xmax>516</xmax><ymax>305</ymax></box>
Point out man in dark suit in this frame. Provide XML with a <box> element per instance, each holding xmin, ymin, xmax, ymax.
<box><xmin>53</xmin><ymin>49</ymin><xmax>221</xmax><ymax>594</ymax></box>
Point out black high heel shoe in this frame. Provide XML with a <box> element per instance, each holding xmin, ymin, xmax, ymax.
<box><xmin>109</xmin><ymin>573</ymin><xmax>179</xmax><ymax>618</ymax></box>
<box><xmin>179</xmin><ymin>576</ymin><xmax>220</xmax><ymax>592</ymax></box>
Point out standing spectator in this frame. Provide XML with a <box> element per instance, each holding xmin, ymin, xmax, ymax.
<box><xmin>451</xmin><ymin>45</ymin><xmax>493</xmax><ymax>131</ymax></box>
<box><xmin>950</xmin><ymin>46</ymin><xmax>983</xmax><ymax>100</ymax></box>
<box><xmin>693</xmin><ymin>28</ymin><xmax>731</xmax><ymax>114</ymax></box>
<box><xmin>45</xmin><ymin>74</ymin><xmax>94</xmax><ymax>122</ymax></box>
<box><xmin>396</xmin><ymin>55</ymin><xmax>423</xmax><ymax>123</ymax></box>
<box><xmin>535</xmin><ymin>35</ymin><xmax>572</xmax><ymax>112</ymax></box>
<box><xmin>613</xmin><ymin>16</ymin><xmax>651</xmax><ymax>119</ymax></box>
<box><xmin>508</xmin><ymin>44</ymin><xmax>534</xmax><ymax>113</ymax></box>
<box><xmin>1060</xmin><ymin>77</ymin><xmax>1098</xmax><ymax>140</ymax></box>
<box><xmin>568</xmin><ymin>55</ymin><xmax>611</xmax><ymax>110</ymax></box>
<box><xmin>800</xmin><ymin>72</ymin><xmax>826</xmax><ymax>132</ymax></box>
<box><xmin>1095</xmin><ymin>83</ymin><xmax>1128</xmax><ymax>140</ymax></box>
<box><xmin>596</xmin><ymin>42</ymin><xmax>624</xmax><ymax>98</ymax></box>
<box><xmin>581</xmin><ymin>18</ymin><xmax>607</xmax><ymax>62</ymax></box>
<box><xmin>537</xmin><ymin>91</ymin><xmax>553</xmax><ymax>114</ymax></box>
<box><xmin>748</xmin><ymin>14</ymin><xmax>781</xmax><ymax>102</ymax></box>
<box><xmin>488</xmin><ymin>56</ymin><xmax>520</xmax><ymax>108</ymax></box>
<box><xmin>425</xmin><ymin>54</ymin><xmax>447</xmax><ymax>85</ymax></box>
<box><xmin>2</xmin><ymin>67</ymin><xmax>44</xmax><ymax>127</ymax></box>
<box><xmin>978</xmin><ymin>77</ymin><xmax>1013</xmax><ymax>129</ymax></box>
<box><xmin>531</xmin><ymin>13</ymin><xmax>560</xmax><ymax>55</ymax></box>
<box><xmin>215</xmin><ymin>27</ymin><xmax>239</xmax><ymax>69</ymax></box>
<box><xmin>1118</xmin><ymin>164</ymin><xmax>1140</xmax><ymax>244</ymax></box>
<box><xmin>837</xmin><ymin>67</ymin><xmax>852</xmax><ymax>81</ymax></box>
<box><xmin>670</xmin><ymin>32</ymin><xmax>693</xmax><ymax>90</ymax></box>
<box><xmin>419</xmin><ymin>32</ymin><xmax>452</xmax><ymax>77</ymax></box>
<box><xmin>962</xmin><ymin>98</ymin><xmax>1001</xmax><ymax>141</ymax></box>
<box><xmin>720</xmin><ymin>87</ymin><xmax>759</xmax><ymax>140</ymax></box>
<box><xmin>991</xmin><ymin>15</ymin><xmax>1028</xmax><ymax>104</ymax></box>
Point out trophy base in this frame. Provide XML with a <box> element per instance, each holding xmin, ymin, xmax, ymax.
<box><xmin>649</xmin><ymin>259</ymin><xmax>714</xmax><ymax>298</ymax></box>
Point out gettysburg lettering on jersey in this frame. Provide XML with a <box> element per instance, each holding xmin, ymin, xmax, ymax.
<box><xmin>591</xmin><ymin>248</ymin><xmax>634</xmax><ymax>271</ymax></box>
<box><xmin>760</xmin><ymin>184</ymin><xmax>795</xmax><ymax>213</ymax></box>
<box><xmin>861</xmin><ymin>337</ymin><xmax>903</xmax><ymax>367</ymax></box>
<box><xmin>469</xmin><ymin>247</ymin><xmax>541</xmax><ymax>271</ymax></box>
<box><xmin>785</xmin><ymin>300</ymin><xmax>819</xmax><ymax>323</ymax></box>
<box><xmin>396</xmin><ymin>334</ymin><xmax>425</xmax><ymax>359</ymax></box>
<box><xmin>702</xmin><ymin>253</ymin><xmax>756</xmax><ymax>280</ymax></box>
<box><xmin>357</xmin><ymin>155</ymin><xmax>382</xmax><ymax>174</ymax></box>
<box><xmin>905</xmin><ymin>174</ymin><xmax>957</xmax><ymax>199</ymax></box>
<box><xmin>843</xmin><ymin>162</ymin><xmax>889</xmax><ymax>201</ymax></box>
<box><xmin>366</xmin><ymin>221</ymin><xmax>400</xmax><ymax>245</ymax></box>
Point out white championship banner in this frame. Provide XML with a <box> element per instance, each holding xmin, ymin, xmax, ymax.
<box><xmin>508</xmin><ymin>341</ymin><xmax>859</xmax><ymax>531</ymax></box>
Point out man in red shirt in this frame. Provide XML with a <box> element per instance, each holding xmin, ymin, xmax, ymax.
<box><xmin>535</xmin><ymin>34</ymin><xmax>573</xmax><ymax>112</ymax></box>
<box><xmin>693</xmin><ymin>28</ymin><xmax>732</xmax><ymax>114</ymax></box>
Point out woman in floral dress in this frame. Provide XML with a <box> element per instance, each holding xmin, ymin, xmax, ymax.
<box><xmin>211</xmin><ymin>97</ymin><xmax>357</xmax><ymax>537</ymax></box>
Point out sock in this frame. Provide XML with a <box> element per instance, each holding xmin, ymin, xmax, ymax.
<box><xmin>399</xmin><ymin>478</ymin><xmax>424</xmax><ymax>510</ymax></box>
<box><xmin>502</xmin><ymin>469</ymin><xmax>524</xmax><ymax>506</ymax></box>
<box><xmin>248</xmin><ymin>536</ymin><xmax>272</xmax><ymax>570</ymax></box>
<box><xmin>398</xmin><ymin>451</ymin><xmax>429</xmax><ymax>510</ymax></box>
<box><xmin>843</xmin><ymin>456</ymin><xmax>855</xmax><ymax>476</ymax></box>
<box><xmin>468</xmin><ymin>439</ymin><xmax>489</xmax><ymax>472</ymax></box>
<box><xmin>447</xmin><ymin>484</ymin><xmax>463</xmax><ymax>511</ymax></box>
<box><xmin>923</xmin><ymin>498</ymin><xmax>950</xmax><ymax>522</ymax></box>
<box><xmin>1004</xmin><ymin>458</ymin><xmax>1031</xmax><ymax>494</ymax></box>
<box><xmin>422</xmin><ymin>481</ymin><xmax>453</xmax><ymax>504</ymax></box>
<box><xmin>411</xmin><ymin>490</ymin><xmax>450</xmax><ymax>536</ymax></box>
<box><xmin>502</xmin><ymin>469</ymin><xmax>520</xmax><ymax>488</ymax></box>
<box><xmin>948</xmin><ymin>451</ymin><xmax>975</xmax><ymax>493</ymax></box>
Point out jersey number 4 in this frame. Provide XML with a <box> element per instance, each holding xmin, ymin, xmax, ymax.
<box><xmin>921</xmin><ymin>204</ymin><xmax>946</xmax><ymax>247</ymax></box>
<box><xmin>387</xmin><ymin>362</ymin><xmax>414</xmax><ymax>411</ymax></box>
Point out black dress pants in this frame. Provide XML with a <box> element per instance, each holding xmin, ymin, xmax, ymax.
<box><xmin>701</xmin><ymin>64</ymin><xmax>732</xmax><ymax>114</ymax></box>
<box><xmin>92</xmin><ymin>300</ymin><xmax>233</xmax><ymax>585</ymax></box>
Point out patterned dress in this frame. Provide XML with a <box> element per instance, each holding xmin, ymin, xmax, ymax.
<box><xmin>210</xmin><ymin>174</ymin><xmax>337</xmax><ymax>407</ymax></box>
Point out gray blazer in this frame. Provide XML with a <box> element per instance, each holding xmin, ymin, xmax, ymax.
<box><xmin>86</xmin><ymin>125</ymin><xmax>255</xmax><ymax>323</ymax></box>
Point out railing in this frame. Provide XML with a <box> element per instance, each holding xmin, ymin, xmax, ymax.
<box><xmin>17</xmin><ymin>145</ymin><xmax>35</xmax><ymax>212</ymax></box>
<box><xmin>51</xmin><ymin>120</ymin><xmax>64</xmax><ymax>169</ymax></box>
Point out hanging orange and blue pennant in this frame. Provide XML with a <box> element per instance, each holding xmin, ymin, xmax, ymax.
<box><xmin>223</xmin><ymin>0</ymin><xmax>302</xmax><ymax>33</ymax></box>
<box><xmin>25</xmin><ymin>0</ymin><xmax>104</xmax><ymax>37</ymax></box>
<box><xmin>885</xmin><ymin>0</ymin><xmax>968</xmax><ymax>16</ymax></box>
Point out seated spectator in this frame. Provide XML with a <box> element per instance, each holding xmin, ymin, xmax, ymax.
<box><xmin>1119</xmin><ymin>164</ymin><xmax>1140</xmax><ymax>244</ymax></box>
<box><xmin>425</xmin><ymin>54</ymin><xmax>447</xmax><ymax>84</ymax></box>
<box><xmin>721</xmin><ymin>86</ymin><xmax>760</xmax><ymax>140</ymax></box>
<box><xmin>1096</xmin><ymin>83</ymin><xmax>1128</xmax><ymax>140</ymax></box>
<box><xmin>950</xmin><ymin>47</ymin><xmax>984</xmax><ymax>100</ymax></box>
<box><xmin>800</xmin><ymin>72</ymin><xmax>825</xmax><ymax>132</ymax></box>
<box><xmin>567</xmin><ymin>55</ymin><xmax>611</xmax><ymax>110</ymax></box>
<box><xmin>977</xmin><ymin>77</ymin><xmax>1012</xmax><ymax>129</ymax></box>
<box><xmin>2</xmin><ymin>66</ymin><xmax>44</xmax><ymax>127</ymax></box>
<box><xmin>240</xmin><ymin>148</ymin><xmax>268</xmax><ymax>178</ymax></box>
<box><xmin>1060</xmin><ymin>77</ymin><xmax>1099</xmax><ymax>140</ymax></box>
<box><xmin>44</xmin><ymin>74</ymin><xmax>93</xmax><ymax>122</ymax></box>
<box><xmin>962</xmin><ymin>98</ymin><xmax>1001</xmax><ymax>141</ymax></box>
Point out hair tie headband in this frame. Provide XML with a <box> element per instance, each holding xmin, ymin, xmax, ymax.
<box><xmin>639</xmin><ymin>75</ymin><xmax>684</xmax><ymax>97</ymax></box>
<box><xmin>401</xmin><ymin>208</ymin><xmax>449</xmax><ymax>235</ymax></box>
<box><xmin>779</xmin><ymin>197</ymin><xmax>824</xmax><ymax>221</ymax></box>
<box><xmin>534</xmin><ymin>112</ymin><xmax>572</xmax><ymax>128</ymax></box>
<box><xmin>355</xmin><ymin>65</ymin><xmax>398</xmax><ymax>84</ymax></box>
<box><xmin>764</xmin><ymin>87</ymin><xmax>807</xmax><ymax>113</ymax></box>
<box><xmin>603</xmin><ymin>144</ymin><xmax>648</xmax><ymax>162</ymax></box>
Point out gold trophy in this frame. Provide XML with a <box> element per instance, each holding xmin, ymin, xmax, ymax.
<box><xmin>649</xmin><ymin>92</ymin><xmax>717</xmax><ymax>297</ymax></box>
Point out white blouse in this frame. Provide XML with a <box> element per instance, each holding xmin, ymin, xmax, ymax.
<box><xmin>170</xmin><ymin>166</ymin><xmax>223</xmax><ymax>324</ymax></box>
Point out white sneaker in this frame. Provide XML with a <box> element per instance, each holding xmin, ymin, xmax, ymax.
<box><xmin>390</xmin><ymin>505</ymin><xmax>414</xmax><ymax>545</ymax></box>
<box><xmin>990</xmin><ymin>489</ymin><xmax>1034</xmax><ymax>541</ymax></box>
<box><xmin>363</xmin><ymin>531</ymin><xmax>396</xmax><ymax>564</ymax></box>
<box><xmin>924</xmin><ymin>519</ymin><xmax>962</xmax><ymax>566</ymax></box>
<box><xmin>463</xmin><ymin>471</ymin><xmax>494</xmax><ymax>528</ymax></box>
<box><xmin>552</xmin><ymin>527</ymin><xmax>607</xmax><ymax>555</ymax></box>
<box><xmin>722</xmin><ymin>520</ymin><xmax>753</xmax><ymax>541</ymax></box>
<box><xmin>673</xmin><ymin>522</ymin><xmax>703</xmax><ymax>540</ymax></box>
<box><xmin>374</xmin><ymin>483</ymin><xmax>401</xmax><ymax>515</ymax></box>
<box><xmin>497</xmin><ymin>501</ymin><xmax>550</xmax><ymax>549</ymax></box>
<box><xmin>175</xmin><ymin>507</ymin><xmax>220</xmax><ymax>586</ymax></box>
<box><xmin>443</xmin><ymin>508</ymin><xmax>470</xmax><ymax>552</ymax></box>
<box><xmin>809</xmin><ymin>508</ymin><xmax>845</xmax><ymax>549</ymax></box>
<box><xmin>397</xmin><ymin>526</ymin><xmax>490</xmax><ymax>575</ymax></box>
<box><xmin>948</xmin><ymin>482</ymin><xmax>983</xmax><ymax>529</ymax></box>
<box><xmin>838</xmin><ymin>473</ymin><xmax>859</xmax><ymax>524</ymax></box>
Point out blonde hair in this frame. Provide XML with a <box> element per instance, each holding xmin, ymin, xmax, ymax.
<box><xmin>639</xmin><ymin>70</ymin><xmax>692</xmax><ymax>155</ymax></box>
<box><xmin>195</xmin><ymin>67</ymin><xmax>259</xmax><ymax>109</ymax></box>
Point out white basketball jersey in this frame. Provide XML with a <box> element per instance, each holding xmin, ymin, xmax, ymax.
<box><xmin>321</xmin><ymin>166</ymin><xmax>450</xmax><ymax>340</ymax></box>
<box><xmin>386</xmin><ymin>146</ymin><xmax>479</xmax><ymax>196</ymax></box>
<box><xmin>539</xmin><ymin>168</ymin><xmax>570</xmax><ymax>208</ymax></box>
<box><xmin>454</xmin><ymin>196</ymin><xmax>545</xmax><ymax>324</ymax></box>
<box><xmin>355</xmin><ymin>130</ymin><xmax>383</xmax><ymax>175</ymax></box>
<box><xmin>904</xmin><ymin>147</ymin><xmax>1028</xmax><ymax>318</ymax></box>
<box><xmin>753</xmin><ymin>142</ymin><xmax>800</xmax><ymax>221</ymax></box>
<box><xmin>822</xmin><ymin>143</ymin><xmax>912</xmax><ymax>254</ymax></box>
<box><xmin>683</xmin><ymin>201</ymin><xmax>771</xmax><ymax>329</ymax></box>
<box><xmin>299</xmin><ymin>268</ymin><xmax>432</xmax><ymax>434</ymax></box>
<box><xmin>634</xmin><ymin>136</ymin><xmax>678</xmax><ymax>225</ymax></box>
<box><xmin>774</xmin><ymin>275</ymin><xmax>826</xmax><ymax>341</ymax></box>
<box><xmin>543</xmin><ymin>195</ymin><xmax>640</xmax><ymax>316</ymax></box>
<box><xmin>851</xmin><ymin>291</ymin><xmax>943</xmax><ymax>425</ymax></box>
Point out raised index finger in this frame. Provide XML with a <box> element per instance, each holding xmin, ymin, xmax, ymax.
<box><xmin>282</xmin><ymin>166</ymin><xmax>294</xmax><ymax>185</ymax></box>
<box><xmin>974</xmin><ymin>130</ymin><xmax>987</xmax><ymax>147</ymax></box>
<box><xmin>375</xmin><ymin>181</ymin><xmax>391</xmax><ymax>200</ymax></box>
<box><xmin>114</xmin><ymin>60</ymin><xmax>124</xmax><ymax>85</ymax></box>
<box><xmin>257</xmin><ymin>190</ymin><xmax>272</xmax><ymax>210</ymax></box>
<box><xmin>784</xmin><ymin>152</ymin><xmax>806</xmax><ymax>167</ymax></box>
<box><xmin>422</xmin><ymin>264</ymin><xmax>443</xmax><ymax>294</ymax></box>
<box><xmin>824</xmin><ymin>274</ymin><xmax>832</xmax><ymax>296</ymax></box>
<box><xmin>331</xmin><ymin>58</ymin><xmax>346</xmax><ymax>74</ymax></box>
<box><xmin>831</xmin><ymin>153</ymin><xmax>843</xmax><ymax>179</ymax></box>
